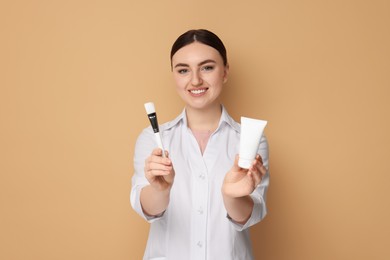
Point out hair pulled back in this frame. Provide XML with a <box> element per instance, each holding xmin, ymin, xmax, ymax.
<box><xmin>170</xmin><ymin>29</ymin><xmax>228</xmax><ymax>67</ymax></box>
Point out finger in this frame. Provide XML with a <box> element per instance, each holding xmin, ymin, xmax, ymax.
<box><xmin>252</xmin><ymin>156</ymin><xmax>266</xmax><ymax>177</ymax></box>
<box><xmin>152</xmin><ymin>148</ymin><xmax>163</xmax><ymax>156</ymax></box>
<box><xmin>248</xmin><ymin>163</ymin><xmax>262</xmax><ymax>186</ymax></box>
<box><xmin>147</xmin><ymin>168</ymin><xmax>172</xmax><ymax>176</ymax></box>
<box><xmin>255</xmin><ymin>160</ymin><xmax>267</xmax><ymax>178</ymax></box>
<box><xmin>145</xmin><ymin>160</ymin><xmax>171</xmax><ymax>176</ymax></box>
<box><xmin>255</xmin><ymin>154</ymin><xmax>263</xmax><ymax>165</ymax></box>
<box><xmin>145</xmin><ymin>169</ymin><xmax>171</xmax><ymax>182</ymax></box>
<box><xmin>251</xmin><ymin>169</ymin><xmax>262</xmax><ymax>187</ymax></box>
<box><xmin>147</xmin><ymin>154</ymin><xmax>172</xmax><ymax>166</ymax></box>
<box><xmin>246</xmin><ymin>155</ymin><xmax>262</xmax><ymax>172</ymax></box>
<box><xmin>249</xmin><ymin>158</ymin><xmax>264</xmax><ymax>183</ymax></box>
<box><xmin>148</xmin><ymin>161</ymin><xmax>173</xmax><ymax>172</ymax></box>
<box><xmin>146</xmin><ymin>160</ymin><xmax>173</xmax><ymax>173</ymax></box>
<box><xmin>249</xmin><ymin>157</ymin><xmax>260</xmax><ymax>173</ymax></box>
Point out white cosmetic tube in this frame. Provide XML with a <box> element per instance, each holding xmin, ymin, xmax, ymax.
<box><xmin>238</xmin><ymin>117</ymin><xmax>268</xmax><ymax>169</ymax></box>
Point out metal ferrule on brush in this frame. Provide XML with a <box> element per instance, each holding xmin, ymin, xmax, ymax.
<box><xmin>147</xmin><ymin>112</ymin><xmax>159</xmax><ymax>133</ymax></box>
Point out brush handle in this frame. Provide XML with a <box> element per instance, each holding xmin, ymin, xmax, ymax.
<box><xmin>154</xmin><ymin>132</ymin><xmax>166</xmax><ymax>158</ymax></box>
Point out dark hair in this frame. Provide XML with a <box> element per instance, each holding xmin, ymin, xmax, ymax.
<box><xmin>170</xmin><ymin>29</ymin><xmax>228</xmax><ymax>67</ymax></box>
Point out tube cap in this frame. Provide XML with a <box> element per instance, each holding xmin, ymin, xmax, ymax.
<box><xmin>238</xmin><ymin>157</ymin><xmax>252</xmax><ymax>169</ymax></box>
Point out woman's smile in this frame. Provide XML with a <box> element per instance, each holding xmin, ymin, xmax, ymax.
<box><xmin>188</xmin><ymin>87</ymin><xmax>208</xmax><ymax>96</ymax></box>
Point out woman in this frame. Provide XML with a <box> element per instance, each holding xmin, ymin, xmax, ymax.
<box><xmin>131</xmin><ymin>29</ymin><xmax>269</xmax><ymax>260</ymax></box>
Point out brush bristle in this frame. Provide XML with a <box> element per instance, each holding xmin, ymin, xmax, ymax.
<box><xmin>144</xmin><ymin>102</ymin><xmax>156</xmax><ymax>114</ymax></box>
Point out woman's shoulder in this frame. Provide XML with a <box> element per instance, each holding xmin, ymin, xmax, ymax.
<box><xmin>159</xmin><ymin>110</ymin><xmax>186</xmax><ymax>132</ymax></box>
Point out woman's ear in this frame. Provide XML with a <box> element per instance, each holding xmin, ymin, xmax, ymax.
<box><xmin>223</xmin><ymin>63</ymin><xmax>230</xmax><ymax>84</ymax></box>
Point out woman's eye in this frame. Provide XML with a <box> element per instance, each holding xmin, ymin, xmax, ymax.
<box><xmin>178</xmin><ymin>69</ymin><xmax>188</xmax><ymax>74</ymax></box>
<box><xmin>202</xmin><ymin>66</ymin><xmax>214</xmax><ymax>71</ymax></box>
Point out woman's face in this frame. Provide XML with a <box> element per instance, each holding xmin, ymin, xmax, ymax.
<box><xmin>171</xmin><ymin>42</ymin><xmax>229</xmax><ymax>111</ymax></box>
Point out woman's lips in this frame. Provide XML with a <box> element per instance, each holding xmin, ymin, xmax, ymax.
<box><xmin>189</xmin><ymin>88</ymin><xmax>208</xmax><ymax>96</ymax></box>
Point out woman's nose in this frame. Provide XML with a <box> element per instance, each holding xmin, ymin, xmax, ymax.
<box><xmin>191</xmin><ymin>71</ymin><xmax>203</xmax><ymax>86</ymax></box>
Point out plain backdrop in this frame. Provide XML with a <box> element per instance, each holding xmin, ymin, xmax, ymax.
<box><xmin>1</xmin><ymin>0</ymin><xmax>389</xmax><ymax>259</ymax></box>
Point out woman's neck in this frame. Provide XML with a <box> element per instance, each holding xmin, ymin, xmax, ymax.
<box><xmin>186</xmin><ymin>103</ymin><xmax>222</xmax><ymax>132</ymax></box>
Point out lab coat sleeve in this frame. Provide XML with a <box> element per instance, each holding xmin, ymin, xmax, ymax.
<box><xmin>227</xmin><ymin>135</ymin><xmax>270</xmax><ymax>231</ymax></box>
<box><xmin>130</xmin><ymin>127</ymin><xmax>166</xmax><ymax>223</ymax></box>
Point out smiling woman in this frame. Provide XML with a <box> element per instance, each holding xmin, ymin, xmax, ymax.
<box><xmin>130</xmin><ymin>29</ymin><xmax>270</xmax><ymax>260</ymax></box>
<box><xmin>172</xmin><ymin>42</ymin><xmax>228</xmax><ymax>112</ymax></box>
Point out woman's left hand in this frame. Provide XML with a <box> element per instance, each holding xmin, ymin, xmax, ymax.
<box><xmin>222</xmin><ymin>154</ymin><xmax>267</xmax><ymax>198</ymax></box>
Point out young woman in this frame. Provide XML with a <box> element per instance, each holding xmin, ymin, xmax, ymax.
<box><xmin>131</xmin><ymin>29</ymin><xmax>270</xmax><ymax>260</ymax></box>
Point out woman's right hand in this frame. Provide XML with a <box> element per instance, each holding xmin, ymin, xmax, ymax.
<box><xmin>144</xmin><ymin>148</ymin><xmax>175</xmax><ymax>191</ymax></box>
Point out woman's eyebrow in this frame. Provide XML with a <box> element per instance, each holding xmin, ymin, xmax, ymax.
<box><xmin>198</xmin><ymin>59</ymin><xmax>216</xmax><ymax>66</ymax></box>
<box><xmin>174</xmin><ymin>59</ymin><xmax>216</xmax><ymax>68</ymax></box>
<box><xmin>174</xmin><ymin>63</ymin><xmax>189</xmax><ymax>68</ymax></box>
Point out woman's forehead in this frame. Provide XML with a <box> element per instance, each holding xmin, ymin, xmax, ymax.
<box><xmin>171</xmin><ymin>42</ymin><xmax>223</xmax><ymax>65</ymax></box>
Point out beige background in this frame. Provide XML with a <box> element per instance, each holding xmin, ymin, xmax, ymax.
<box><xmin>1</xmin><ymin>0</ymin><xmax>389</xmax><ymax>259</ymax></box>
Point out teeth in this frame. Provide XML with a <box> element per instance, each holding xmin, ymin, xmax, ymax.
<box><xmin>190</xmin><ymin>89</ymin><xmax>206</xmax><ymax>94</ymax></box>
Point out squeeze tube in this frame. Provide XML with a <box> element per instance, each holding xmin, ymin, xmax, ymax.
<box><xmin>238</xmin><ymin>117</ymin><xmax>268</xmax><ymax>169</ymax></box>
